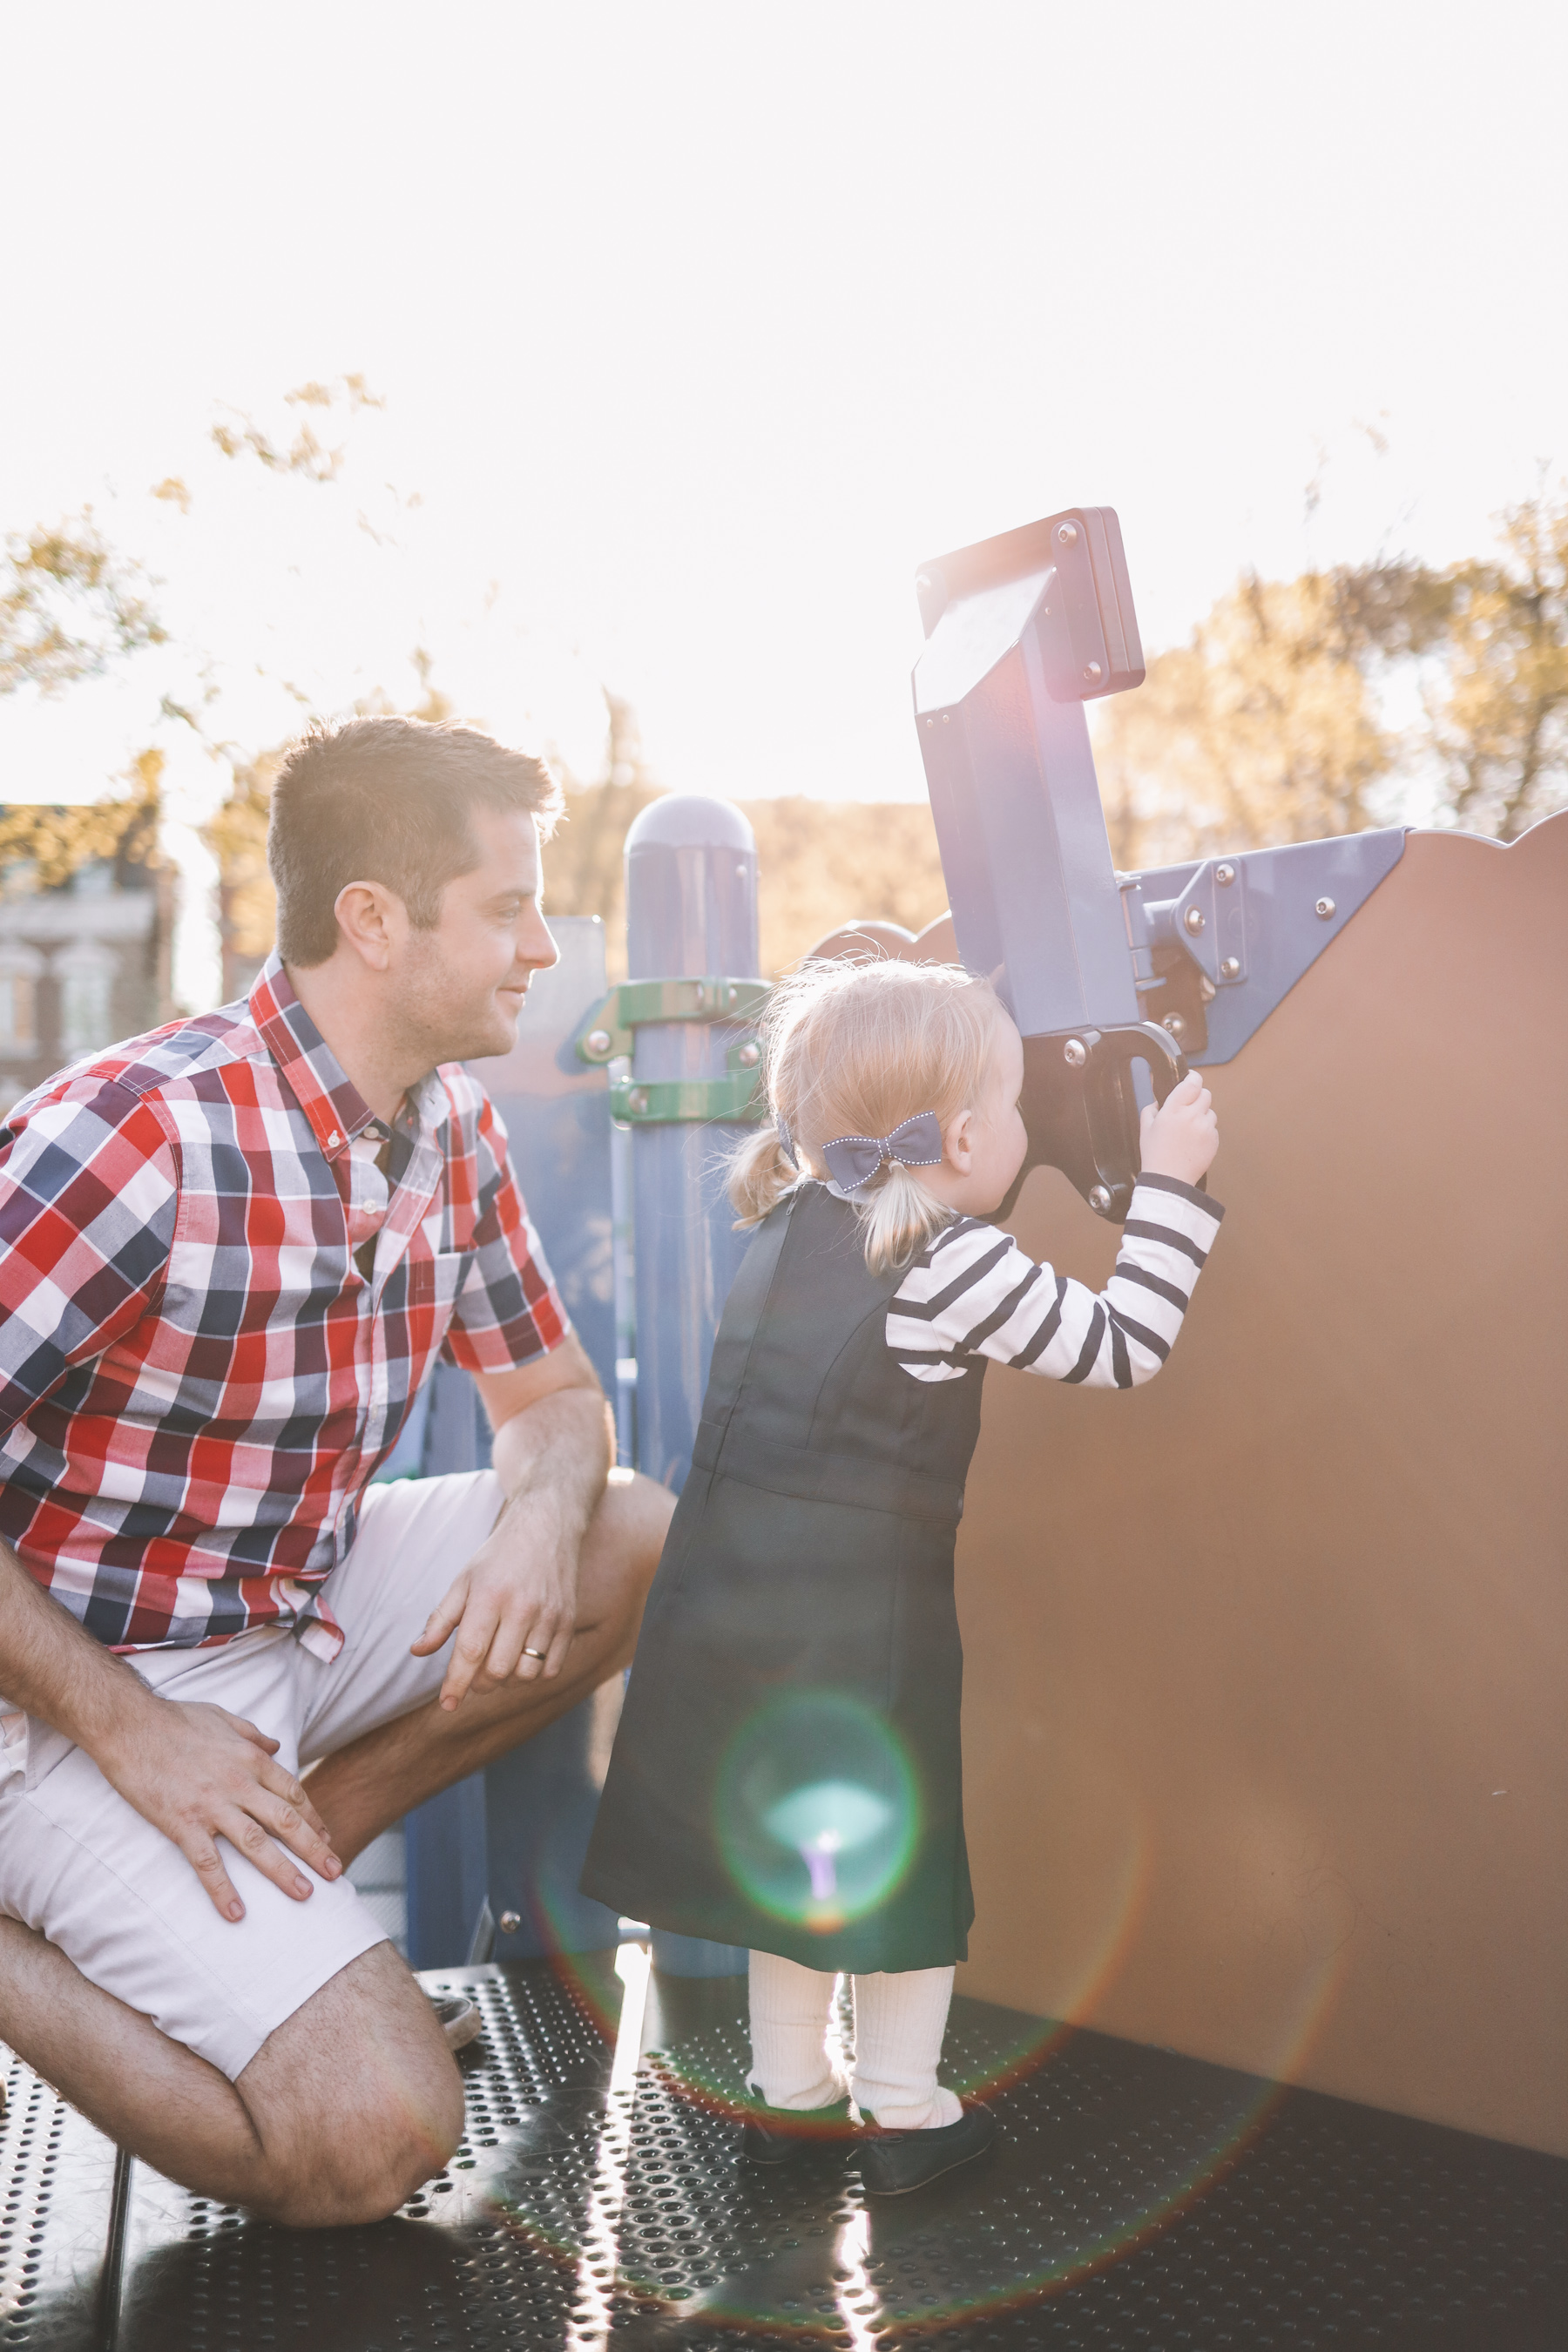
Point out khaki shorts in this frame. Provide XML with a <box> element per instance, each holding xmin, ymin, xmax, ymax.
<box><xmin>0</xmin><ymin>1470</ymin><xmax>504</xmax><ymax>2083</ymax></box>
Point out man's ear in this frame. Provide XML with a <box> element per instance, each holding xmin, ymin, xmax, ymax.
<box><xmin>334</xmin><ymin>881</ymin><xmax>406</xmax><ymax>973</ymax></box>
<box><xmin>943</xmin><ymin>1108</ymin><xmax>975</xmax><ymax>1173</ymax></box>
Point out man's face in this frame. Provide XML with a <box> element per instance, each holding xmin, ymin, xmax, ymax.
<box><xmin>392</xmin><ymin>806</ymin><xmax>559</xmax><ymax>1068</ymax></box>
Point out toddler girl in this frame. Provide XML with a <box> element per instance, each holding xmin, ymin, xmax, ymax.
<box><xmin>583</xmin><ymin>958</ymin><xmax>1220</xmax><ymax>2195</ymax></box>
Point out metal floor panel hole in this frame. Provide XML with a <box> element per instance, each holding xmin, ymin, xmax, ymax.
<box><xmin>3</xmin><ymin>1963</ymin><xmax>1565</xmax><ymax>2350</ymax></box>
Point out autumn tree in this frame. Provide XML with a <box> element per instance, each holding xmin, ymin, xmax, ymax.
<box><xmin>1094</xmin><ymin>570</ymin><xmax>1398</xmax><ymax>870</ymax></box>
<box><xmin>1096</xmin><ymin>483</ymin><xmax>1568</xmax><ymax>868</ymax></box>
<box><xmin>541</xmin><ymin>693</ymin><xmax>661</xmax><ymax>977</ymax></box>
<box><xmin>1</xmin><ymin>512</ymin><xmax>166</xmax><ymax>700</ymax></box>
<box><xmin>1419</xmin><ymin>487</ymin><xmax>1568</xmax><ymax>841</ymax></box>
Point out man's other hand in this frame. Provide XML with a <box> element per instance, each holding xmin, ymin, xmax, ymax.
<box><xmin>98</xmin><ymin>1696</ymin><xmax>342</xmax><ymax>1922</ymax></box>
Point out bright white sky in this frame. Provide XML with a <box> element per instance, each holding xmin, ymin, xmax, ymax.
<box><xmin>3</xmin><ymin>0</ymin><xmax>1565</xmax><ymax>872</ymax></box>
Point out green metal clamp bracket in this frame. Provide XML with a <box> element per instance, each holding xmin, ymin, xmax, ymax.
<box><xmin>573</xmin><ymin>975</ymin><xmax>773</xmax><ymax>1125</ymax></box>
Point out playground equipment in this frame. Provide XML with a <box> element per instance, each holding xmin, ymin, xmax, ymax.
<box><xmin>3</xmin><ymin>508</ymin><xmax>1564</xmax><ymax>2350</ymax></box>
<box><xmin>910</xmin><ymin>506</ymin><xmax>1406</xmax><ymax>1215</ymax></box>
<box><xmin>900</xmin><ymin>508</ymin><xmax>1567</xmax><ymax>2166</ymax></box>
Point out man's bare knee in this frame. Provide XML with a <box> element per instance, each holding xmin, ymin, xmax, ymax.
<box><xmin>580</xmin><ymin>1468</ymin><xmax>672</xmax><ymax>1631</ymax></box>
<box><xmin>240</xmin><ymin>1947</ymin><xmax>463</xmax><ymax>2227</ymax></box>
<box><xmin>253</xmin><ymin>2055</ymin><xmax>463</xmax><ymax>2227</ymax></box>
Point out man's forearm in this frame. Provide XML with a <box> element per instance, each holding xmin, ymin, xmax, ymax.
<box><xmin>489</xmin><ymin>1384</ymin><xmax>614</xmax><ymax>1555</ymax></box>
<box><xmin>0</xmin><ymin>1538</ymin><xmax>154</xmax><ymax>1756</ymax></box>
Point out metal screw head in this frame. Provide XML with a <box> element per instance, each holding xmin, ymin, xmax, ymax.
<box><xmin>1220</xmin><ymin>956</ymin><xmax>1240</xmax><ymax>979</ymax></box>
<box><xmin>941</xmin><ymin>710</ymin><xmax>950</xmax><ymax>722</ymax></box>
<box><xmin>1063</xmin><ymin>1037</ymin><xmax>1088</xmax><ymax>1068</ymax></box>
<box><xmin>1082</xmin><ymin>661</ymin><xmax>1103</xmax><ymax>684</ymax></box>
<box><xmin>1162</xmin><ymin>1012</ymin><xmax>1186</xmax><ymax>1039</ymax></box>
<box><xmin>585</xmin><ymin>1028</ymin><xmax>612</xmax><ymax>1057</ymax></box>
<box><xmin>737</xmin><ymin>1040</ymin><xmax>760</xmax><ymax>1067</ymax></box>
<box><xmin>1183</xmin><ymin>905</ymin><xmax>1206</xmax><ymax>935</ymax></box>
<box><xmin>1315</xmin><ymin>896</ymin><xmax>1336</xmax><ymax>919</ymax></box>
<box><xmin>1088</xmin><ymin>1183</ymin><xmax>1112</xmax><ymax>1213</ymax></box>
<box><xmin>1057</xmin><ymin>522</ymin><xmax>1079</xmax><ymax>546</ymax></box>
<box><xmin>916</xmin><ymin>573</ymin><xmax>932</xmax><ymax>593</ymax></box>
<box><xmin>626</xmin><ymin>1087</ymin><xmax>649</xmax><ymax>1114</ymax></box>
<box><xmin>498</xmin><ymin>1910</ymin><xmax>521</xmax><ymax>1935</ymax></box>
<box><xmin>1215</xmin><ymin>862</ymin><xmax>1236</xmax><ymax>885</ymax></box>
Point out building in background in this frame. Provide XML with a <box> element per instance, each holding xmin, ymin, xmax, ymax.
<box><xmin>0</xmin><ymin>800</ymin><xmax>176</xmax><ymax>1119</ymax></box>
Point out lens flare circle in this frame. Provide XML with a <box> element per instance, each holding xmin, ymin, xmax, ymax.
<box><xmin>717</xmin><ymin>1691</ymin><xmax>919</xmax><ymax>1932</ymax></box>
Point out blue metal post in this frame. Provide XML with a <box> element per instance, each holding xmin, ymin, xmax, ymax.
<box><xmin>624</xmin><ymin>793</ymin><xmax>758</xmax><ymax>1977</ymax></box>
<box><xmin>625</xmin><ymin>794</ymin><xmax>760</xmax><ymax>1494</ymax></box>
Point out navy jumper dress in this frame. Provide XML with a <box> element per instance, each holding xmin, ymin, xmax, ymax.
<box><xmin>582</xmin><ymin>1182</ymin><xmax>988</xmax><ymax>1974</ymax></box>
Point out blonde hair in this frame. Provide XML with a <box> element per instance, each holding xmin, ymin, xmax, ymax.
<box><xmin>728</xmin><ymin>958</ymin><xmax>1004</xmax><ymax>1274</ymax></box>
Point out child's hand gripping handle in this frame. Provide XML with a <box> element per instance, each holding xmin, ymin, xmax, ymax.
<box><xmin>999</xmin><ymin>1019</ymin><xmax>1209</xmax><ymax>1227</ymax></box>
<box><xmin>1138</xmin><ymin>1057</ymin><xmax>1218</xmax><ymax>1192</ymax></box>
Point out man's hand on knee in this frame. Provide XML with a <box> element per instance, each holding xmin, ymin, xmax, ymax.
<box><xmin>410</xmin><ymin>1485</ymin><xmax>579</xmax><ymax>1710</ymax></box>
<box><xmin>98</xmin><ymin>1694</ymin><xmax>342</xmax><ymax>1922</ymax></box>
<box><xmin>413</xmin><ymin>1342</ymin><xmax>616</xmax><ymax>1712</ymax></box>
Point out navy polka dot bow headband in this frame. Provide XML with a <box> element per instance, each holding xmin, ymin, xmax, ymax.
<box><xmin>818</xmin><ymin>1112</ymin><xmax>944</xmax><ymax>1195</ymax></box>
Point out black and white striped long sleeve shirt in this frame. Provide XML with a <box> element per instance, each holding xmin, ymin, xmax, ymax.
<box><xmin>884</xmin><ymin>1175</ymin><xmax>1223</xmax><ymax>1388</ymax></box>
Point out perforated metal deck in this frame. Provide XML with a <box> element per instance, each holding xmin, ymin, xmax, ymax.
<box><xmin>3</xmin><ymin>1960</ymin><xmax>1565</xmax><ymax>2350</ymax></box>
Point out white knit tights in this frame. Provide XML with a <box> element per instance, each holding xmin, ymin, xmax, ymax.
<box><xmin>747</xmin><ymin>1950</ymin><xmax>963</xmax><ymax>2131</ymax></box>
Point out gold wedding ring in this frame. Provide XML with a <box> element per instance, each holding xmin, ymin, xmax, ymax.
<box><xmin>523</xmin><ymin>1645</ymin><xmax>547</xmax><ymax>1660</ymax></box>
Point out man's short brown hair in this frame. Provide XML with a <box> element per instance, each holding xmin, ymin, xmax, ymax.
<box><xmin>267</xmin><ymin>715</ymin><xmax>563</xmax><ymax>968</ymax></box>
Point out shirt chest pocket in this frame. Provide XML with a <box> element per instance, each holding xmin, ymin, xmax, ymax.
<box><xmin>403</xmin><ymin>1250</ymin><xmax>473</xmax><ymax>1321</ymax></box>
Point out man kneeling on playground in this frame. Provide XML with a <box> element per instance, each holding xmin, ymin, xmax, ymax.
<box><xmin>0</xmin><ymin>717</ymin><xmax>673</xmax><ymax>2226</ymax></box>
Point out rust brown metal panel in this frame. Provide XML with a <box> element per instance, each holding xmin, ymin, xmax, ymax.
<box><xmin>954</xmin><ymin>814</ymin><xmax>1568</xmax><ymax>2155</ymax></box>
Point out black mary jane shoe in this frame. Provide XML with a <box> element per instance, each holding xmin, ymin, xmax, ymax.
<box><xmin>858</xmin><ymin>2101</ymin><xmax>997</xmax><ymax>2196</ymax></box>
<box><xmin>741</xmin><ymin>2096</ymin><xmax>858</xmax><ymax>2166</ymax></box>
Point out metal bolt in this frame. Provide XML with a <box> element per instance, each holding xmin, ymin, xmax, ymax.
<box><xmin>727</xmin><ymin>984</ymin><xmax>740</xmax><ymax>1006</ymax></box>
<box><xmin>736</xmin><ymin>863</ymin><xmax>748</xmax><ymax>881</ymax></box>
<box><xmin>1063</xmin><ymin>1037</ymin><xmax>1088</xmax><ymax>1068</ymax></box>
<box><xmin>941</xmin><ymin>710</ymin><xmax>950</xmax><ymax>722</ymax></box>
<box><xmin>1162</xmin><ymin>1012</ymin><xmax>1186</xmax><ymax>1040</ymax></box>
<box><xmin>1220</xmin><ymin>956</ymin><xmax>1240</xmax><ymax>979</ymax></box>
<box><xmin>925</xmin><ymin>716</ymin><xmax>934</xmax><ymax>728</ymax></box>
<box><xmin>916</xmin><ymin>573</ymin><xmax>931</xmax><ymax>593</ymax></box>
<box><xmin>1082</xmin><ymin>661</ymin><xmax>1103</xmax><ymax>684</ymax></box>
<box><xmin>737</xmin><ymin>1041</ymin><xmax>760</xmax><ymax>1067</ymax></box>
<box><xmin>1215</xmin><ymin>862</ymin><xmax>1236</xmax><ymax>885</ymax></box>
<box><xmin>1315</xmin><ymin>896</ymin><xmax>1336</xmax><ymax>919</ymax></box>
<box><xmin>1057</xmin><ymin>522</ymin><xmax>1079</xmax><ymax>546</ymax></box>
<box><xmin>626</xmin><ymin>1087</ymin><xmax>649</xmax><ymax>1114</ymax></box>
<box><xmin>585</xmin><ymin>1028</ymin><xmax>612</xmax><ymax>1057</ymax></box>
<box><xmin>498</xmin><ymin>1910</ymin><xmax>521</xmax><ymax>1935</ymax></box>
<box><xmin>1183</xmin><ymin>905</ymin><xmax>1206</xmax><ymax>935</ymax></box>
<box><xmin>1088</xmin><ymin>1183</ymin><xmax>1112</xmax><ymax>1213</ymax></box>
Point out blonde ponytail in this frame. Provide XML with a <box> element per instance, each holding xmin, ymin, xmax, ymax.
<box><xmin>727</xmin><ymin>1118</ymin><xmax>801</xmax><ymax>1229</ymax></box>
<box><xmin>855</xmin><ymin>1160</ymin><xmax>956</xmax><ymax>1276</ymax></box>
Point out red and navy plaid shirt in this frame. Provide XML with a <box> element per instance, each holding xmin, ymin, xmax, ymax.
<box><xmin>0</xmin><ymin>953</ymin><xmax>569</xmax><ymax>1656</ymax></box>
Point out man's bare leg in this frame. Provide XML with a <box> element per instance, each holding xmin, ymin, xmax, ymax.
<box><xmin>0</xmin><ymin>1472</ymin><xmax>671</xmax><ymax>2221</ymax></box>
<box><xmin>308</xmin><ymin>1466</ymin><xmax>672</xmax><ymax>1862</ymax></box>
<box><xmin>0</xmin><ymin>1923</ymin><xmax>461</xmax><ymax>2227</ymax></box>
